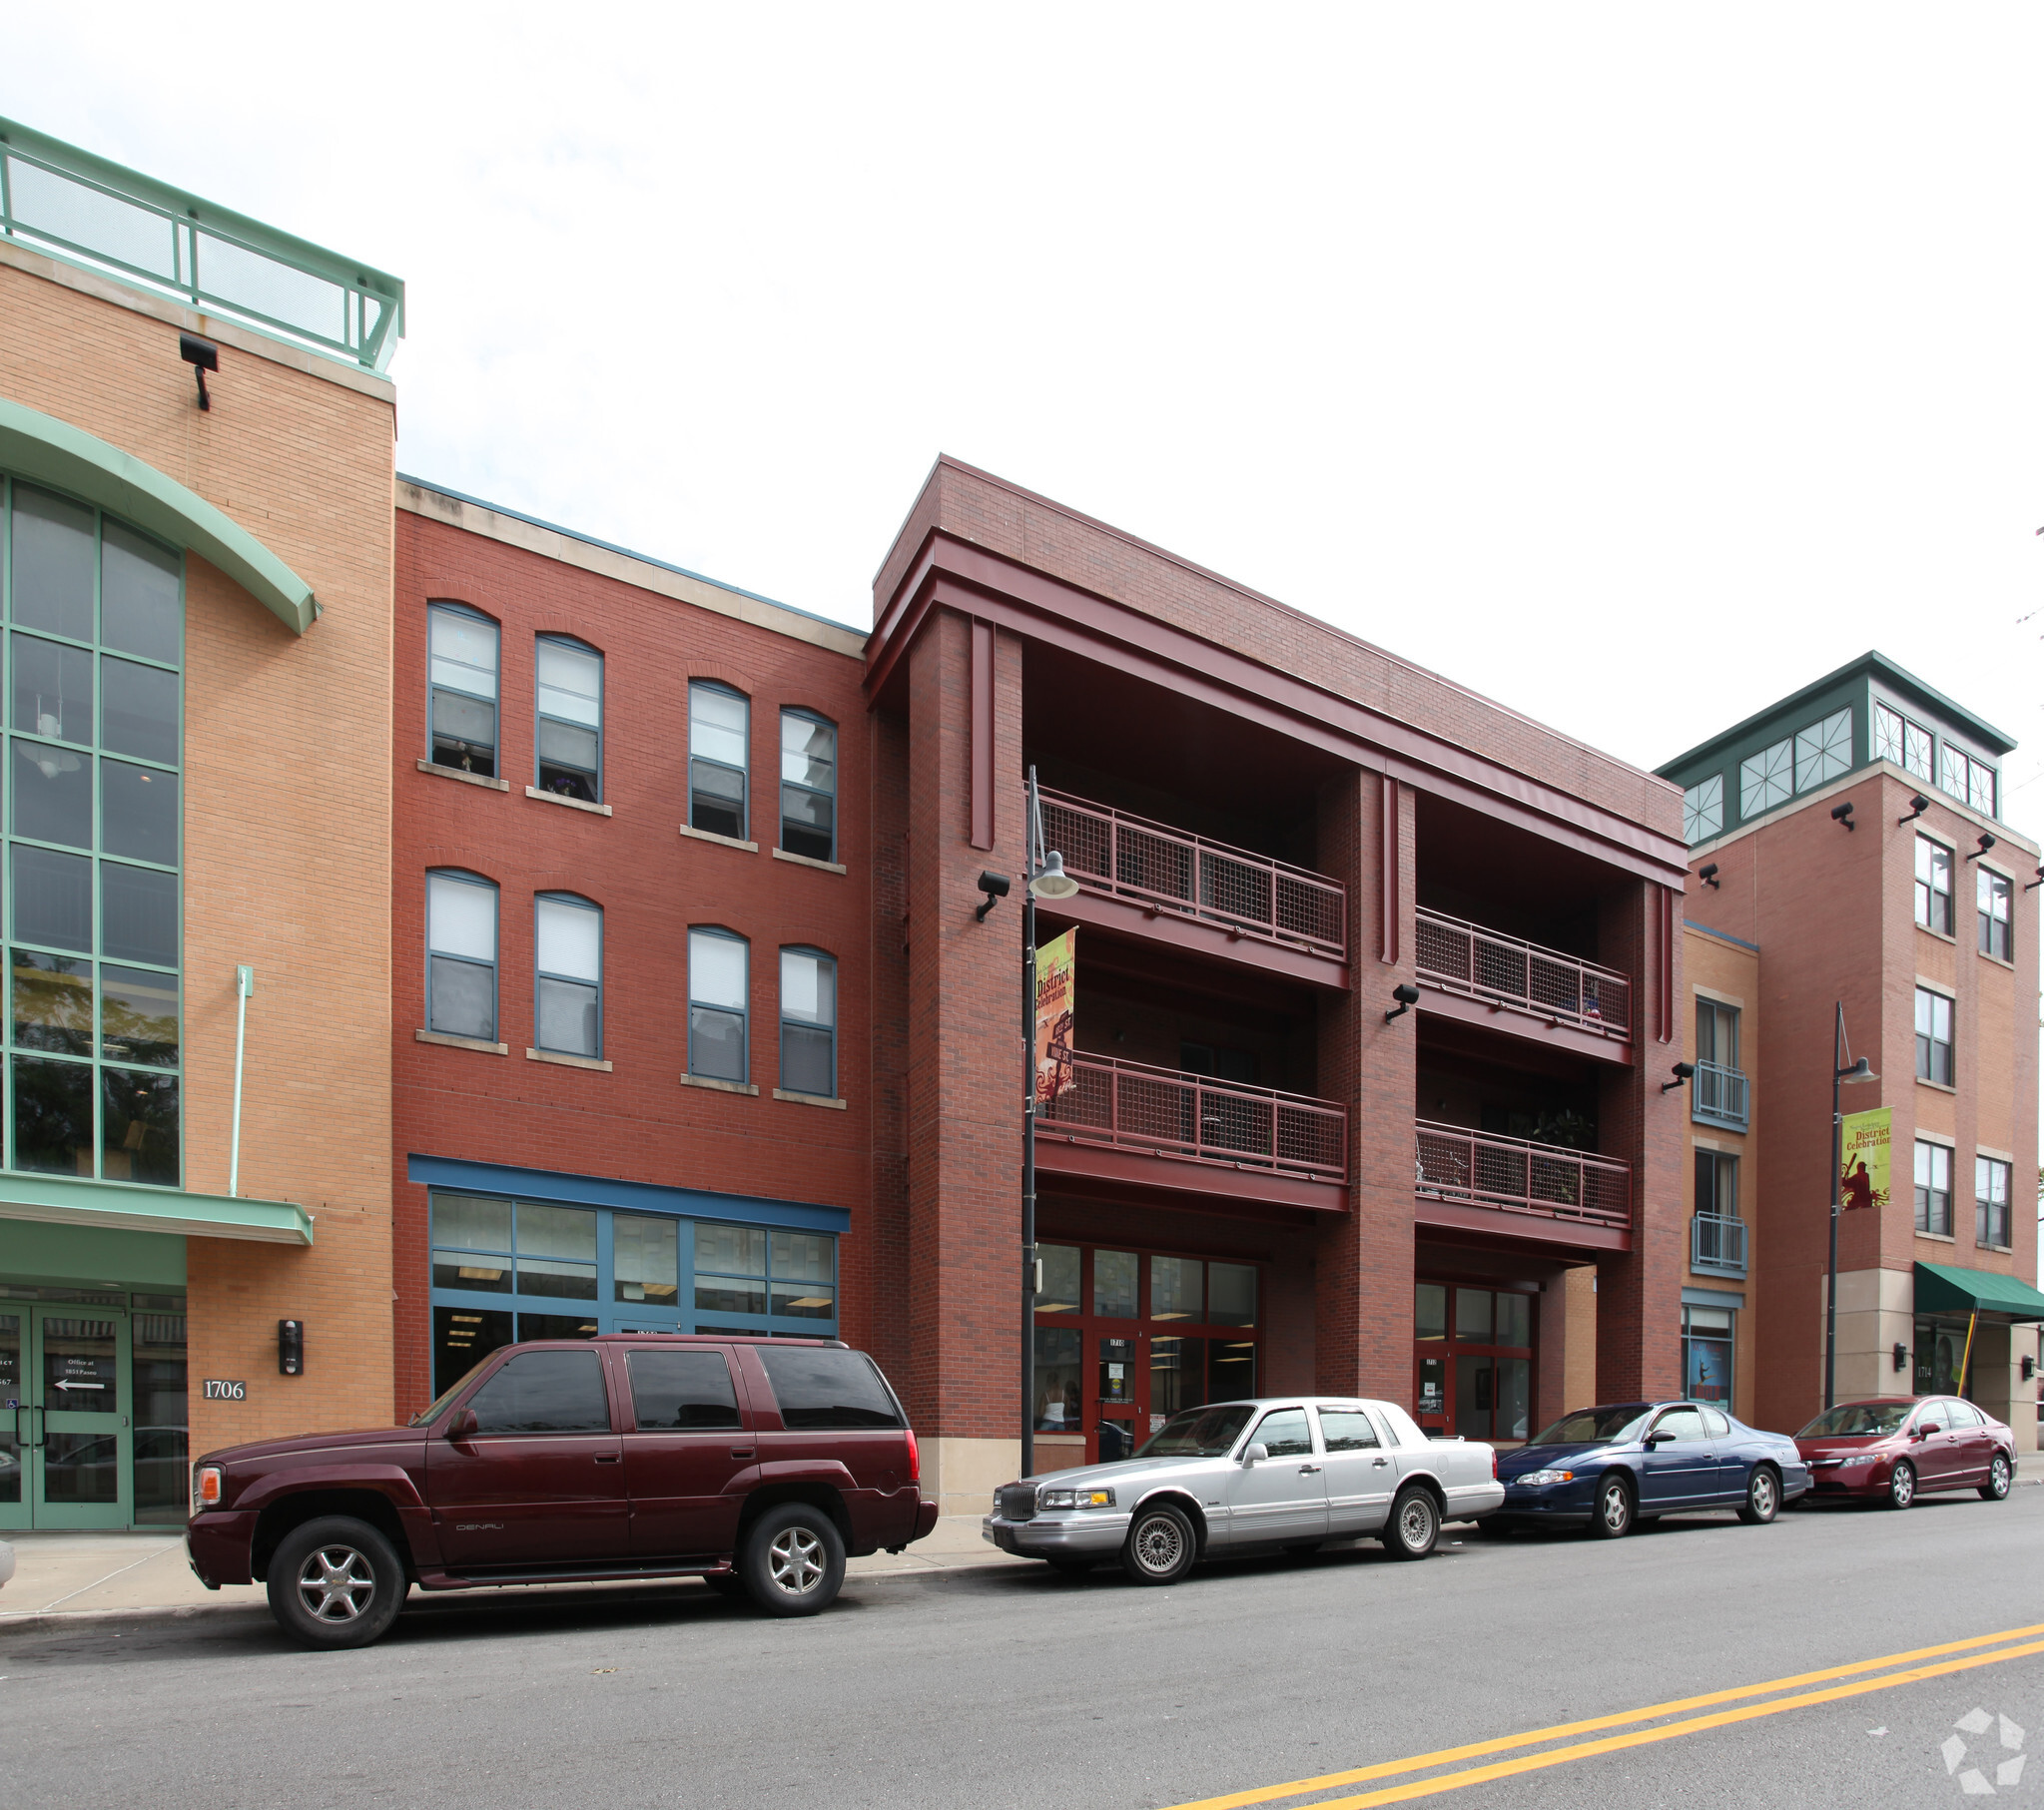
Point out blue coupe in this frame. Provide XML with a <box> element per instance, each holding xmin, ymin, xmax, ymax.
<box><xmin>1488</xmin><ymin>1402</ymin><xmax>1809</xmax><ymax>1537</ymax></box>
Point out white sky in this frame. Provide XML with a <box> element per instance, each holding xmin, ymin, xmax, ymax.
<box><xmin>10</xmin><ymin>6</ymin><xmax>2044</xmax><ymax>839</ymax></box>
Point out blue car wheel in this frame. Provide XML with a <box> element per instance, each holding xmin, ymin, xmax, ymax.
<box><xmin>1586</xmin><ymin>1474</ymin><xmax>1634</xmax><ymax>1539</ymax></box>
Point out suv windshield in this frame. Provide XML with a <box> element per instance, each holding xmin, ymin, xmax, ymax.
<box><xmin>1530</xmin><ymin>1405</ymin><xmax>1653</xmax><ymax>1446</ymax></box>
<box><xmin>407</xmin><ymin>1358</ymin><xmax>493</xmax><ymax>1427</ymax></box>
<box><xmin>1136</xmin><ymin>1405</ymin><xmax>1254</xmax><ymax>1458</ymax></box>
<box><xmin>1799</xmin><ymin>1402</ymin><xmax>1913</xmax><ymax>1438</ymax></box>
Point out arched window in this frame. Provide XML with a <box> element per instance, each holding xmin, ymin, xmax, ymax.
<box><xmin>535</xmin><ymin>894</ymin><xmax>602</xmax><ymax>1058</ymax></box>
<box><xmin>779</xmin><ymin>946</ymin><xmax>837</xmax><ymax>1098</ymax></box>
<box><xmin>779</xmin><ymin>709</ymin><xmax>837</xmax><ymax>862</ymax></box>
<box><xmin>426</xmin><ymin>871</ymin><xmax>498</xmax><ymax>1042</ymax></box>
<box><xmin>536</xmin><ymin>636</ymin><xmax>602</xmax><ymax>802</ymax></box>
<box><xmin>688</xmin><ymin>682</ymin><xmax>748</xmax><ymax>841</ymax></box>
<box><xmin>688</xmin><ymin>927</ymin><xmax>748</xmax><ymax>1081</ymax></box>
<box><xmin>428</xmin><ymin>602</ymin><xmax>499</xmax><ymax>778</ymax></box>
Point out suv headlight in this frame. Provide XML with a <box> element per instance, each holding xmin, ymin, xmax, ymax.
<box><xmin>1515</xmin><ymin>1470</ymin><xmax>1575</xmax><ymax>1487</ymax></box>
<box><xmin>1038</xmin><ymin>1487</ymin><xmax>1116</xmax><ymax>1510</ymax></box>
<box><xmin>192</xmin><ymin>1464</ymin><xmax>224</xmax><ymax>1512</ymax></box>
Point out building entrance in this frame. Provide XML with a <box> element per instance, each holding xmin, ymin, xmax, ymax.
<box><xmin>2</xmin><ymin>1303</ymin><xmax>132</xmax><ymax>1528</ymax></box>
<box><xmin>1413</xmin><ymin>1281</ymin><xmax>1537</xmax><ymax>1444</ymax></box>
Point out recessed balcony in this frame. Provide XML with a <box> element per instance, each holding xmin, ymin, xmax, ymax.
<box><xmin>1033</xmin><ymin>1053</ymin><xmax>1347</xmax><ymax>1214</ymax></box>
<box><xmin>1414</xmin><ymin>1118</ymin><xmax>1632</xmax><ymax>1250</ymax></box>
<box><xmin>1414</xmin><ymin>908</ymin><xmax>1632</xmax><ymax>1061</ymax></box>
<box><xmin>1034</xmin><ymin>788</ymin><xmax>1348</xmax><ymax>989</ymax></box>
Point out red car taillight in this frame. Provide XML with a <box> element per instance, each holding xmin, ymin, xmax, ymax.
<box><xmin>1492</xmin><ymin>1449</ymin><xmax>1499</xmax><ymax>1480</ymax></box>
<box><xmin>905</xmin><ymin>1428</ymin><xmax>921</xmax><ymax>1484</ymax></box>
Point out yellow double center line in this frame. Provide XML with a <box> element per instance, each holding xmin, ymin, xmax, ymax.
<box><xmin>1159</xmin><ymin>1622</ymin><xmax>2044</xmax><ymax>1810</ymax></box>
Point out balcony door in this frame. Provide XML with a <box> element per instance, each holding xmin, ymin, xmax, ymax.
<box><xmin>1413</xmin><ymin>1282</ymin><xmax>1536</xmax><ymax>1445</ymax></box>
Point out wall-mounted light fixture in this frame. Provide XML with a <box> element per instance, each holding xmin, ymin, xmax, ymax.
<box><xmin>1661</xmin><ymin>1061</ymin><xmax>1696</xmax><ymax>1094</ymax></box>
<box><xmin>1384</xmin><ymin>983</ymin><xmax>1420</xmax><ymax>1023</ymax></box>
<box><xmin>1897</xmin><ymin>794</ymin><xmax>1931</xmax><ymax>826</ymax></box>
<box><xmin>1892</xmin><ymin>1342</ymin><xmax>1908</xmax><ymax>1375</ymax></box>
<box><xmin>180</xmin><ymin>332</ymin><xmax>219</xmax><ymax>411</ymax></box>
<box><xmin>1829</xmin><ymin>802</ymin><xmax>1855</xmax><ymax>832</ymax></box>
<box><xmin>1698</xmin><ymin>863</ymin><xmax>1720</xmax><ymax>890</ymax></box>
<box><xmin>975</xmin><ymin>871</ymin><xmax>1011</xmax><ymax>921</ymax></box>
<box><xmin>2024</xmin><ymin>867</ymin><xmax>2044</xmax><ymax>894</ymax></box>
<box><xmin>2022</xmin><ymin>1354</ymin><xmax>2036</xmax><ymax>1382</ymax></box>
<box><xmin>1964</xmin><ymin>833</ymin><xmax>1998</xmax><ymax>863</ymax></box>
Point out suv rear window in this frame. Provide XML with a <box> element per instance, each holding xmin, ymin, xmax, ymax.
<box><xmin>628</xmin><ymin>1349</ymin><xmax>743</xmax><ymax>1429</ymax></box>
<box><xmin>467</xmin><ymin>1350</ymin><xmax>611</xmax><ymax>1433</ymax></box>
<box><xmin>754</xmin><ymin>1345</ymin><xmax>902</xmax><ymax>1429</ymax></box>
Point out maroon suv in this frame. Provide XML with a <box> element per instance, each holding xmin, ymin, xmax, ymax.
<box><xmin>186</xmin><ymin>1334</ymin><xmax>938</xmax><ymax>1648</ymax></box>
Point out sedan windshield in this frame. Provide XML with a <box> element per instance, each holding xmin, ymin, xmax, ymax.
<box><xmin>1136</xmin><ymin>1405</ymin><xmax>1255</xmax><ymax>1458</ymax></box>
<box><xmin>1799</xmin><ymin>1402</ymin><xmax>1913</xmax><ymax>1438</ymax></box>
<box><xmin>1530</xmin><ymin>1405</ymin><xmax>1653</xmax><ymax>1446</ymax></box>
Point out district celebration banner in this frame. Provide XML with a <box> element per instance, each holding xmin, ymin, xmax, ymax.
<box><xmin>1034</xmin><ymin>927</ymin><xmax>1077</xmax><ymax>1108</ymax></box>
<box><xmin>1839</xmin><ymin>1106</ymin><xmax>1891</xmax><ymax>1212</ymax></box>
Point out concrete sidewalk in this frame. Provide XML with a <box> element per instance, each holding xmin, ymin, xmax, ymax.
<box><xmin>0</xmin><ymin>1515</ymin><xmax>1023</xmax><ymax>1623</ymax></box>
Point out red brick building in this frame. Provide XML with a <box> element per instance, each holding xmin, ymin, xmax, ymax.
<box><xmin>394</xmin><ymin>457</ymin><xmax>1693</xmax><ymax>1526</ymax></box>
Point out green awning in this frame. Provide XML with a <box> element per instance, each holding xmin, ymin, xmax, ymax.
<box><xmin>1914</xmin><ymin>1260</ymin><xmax>2044</xmax><ymax>1323</ymax></box>
<box><xmin>0</xmin><ymin>1172</ymin><xmax>312</xmax><ymax>1245</ymax></box>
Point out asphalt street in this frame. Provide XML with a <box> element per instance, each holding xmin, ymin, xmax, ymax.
<box><xmin>4</xmin><ymin>1489</ymin><xmax>2041</xmax><ymax>1810</ymax></box>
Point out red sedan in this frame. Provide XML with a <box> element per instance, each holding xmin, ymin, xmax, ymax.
<box><xmin>1796</xmin><ymin>1396</ymin><xmax>2016</xmax><ymax>1509</ymax></box>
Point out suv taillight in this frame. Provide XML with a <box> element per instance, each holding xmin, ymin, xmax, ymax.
<box><xmin>905</xmin><ymin>1428</ymin><xmax>920</xmax><ymax>1485</ymax></box>
<box><xmin>192</xmin><ymin>1464</ymin><xmax>224</xmax><ymax>1511</ymax></box>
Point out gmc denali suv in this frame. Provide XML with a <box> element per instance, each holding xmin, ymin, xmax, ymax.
<box><xmin>186</xmin><ymin>1334</ymin><xmax>938</xmax><ymax>1647</ymax></box>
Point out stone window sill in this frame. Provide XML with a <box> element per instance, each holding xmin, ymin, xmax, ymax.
<box><xmin>772</xmin><ymin>848</ymin><xmax>847</xmax><ymax>876</ymax></box>
<box><xmin>418</xmin><ymin>759</ymin><xmax>509</xmax><ymax>792</ymax></box>
<box><xmin>679</xmin><ymin>1072</ymin><xmax>758</xmax><ymax>1095</ymax></box>
<box><xmin>1916</xmin><ymin>1076</ymin><xmax>1957</xmax><ymax>1094</ymax></box>
<box><xmin>526</xmin><ymin>786</ymin><xmax>612</xmax><ymax>817</ymax></box>
<box><xmin>528</xmin><ymin>1047</ymin><xmax>613</xmax><ymax>1071</ymax></box>
<box><xmin>1978</xmin><ymin>947</ymin><xmax>2015</xmax><ymax>971</ymax></box>
<box><xmin>773</xmin><ymin>1087</ymin><xmax>846</xmax><ymax>1110</ymax></box>
<box><xmin>416</xmin><ymin>1028</ymin><xmax>507</xmax><ymax>1054</ymax></box>
<box><xmin>1979</xmin><ymin>1242</ymin><xmax>2013</xmax><ymax>1254</ymax></box>
<box><xmin>1915</xmin><ymin>1229</ymin><xmax>1956</xmax><ymax>1244</ymax></box>
<box><xmin>679</xmin><ymin>825</ymin><xmax>758</xmax><ymax>854</ymax></box>
<box><xmin>1915</xmin><ymin>921</ymin><xmax>1955</xmax><ymax>945</ymax></box>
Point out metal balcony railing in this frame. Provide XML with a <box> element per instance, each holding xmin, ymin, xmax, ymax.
<box><xmin>1692</xmin><ymin>1059</ymin><xmax>1749</xmax><ymax>1130</ymax></box>
<box><xmin>1414</xmin><ymin>909</ymin><xmax>1631</xmax><ymax>1039</ymax></box>
<box><xmin>1037</xmin><ymin>1054</ymin><xmax>1347</xmax><ymax>1183</ymax></box>
<box><xmin>1692</xmin><ymin>1211</ymin><xmax>1747</xmax><ymax>1274</ymax></box>
<box><xmin>1414</xmin><ymin>1120</ymin><xmax>1632</xmax><ymax>1231</ymax></box>
<box><xmin>1</xmin><ymin>117</ymin><xmax>404</xmax><ymax>371</ymax></box>
<box><xmin>1035</xmin><ymin>787</ymin><xmax>1345</xmax><ymax>958</ymax></box>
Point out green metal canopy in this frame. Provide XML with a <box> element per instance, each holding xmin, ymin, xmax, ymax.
<box><xmin>1913</xmin><ymin>1260</ymin><xmax>2044</xmax><ymax>1323</ymax></box>
<box><xmin>0</xmin><ymin>1171</ymin><xmax>312</xmax><ymax>1245</ymax></box>
<box><xmin>0</xmin><ymin>397</ymin><xmax>318</xmax><ymax>634</ymax></box>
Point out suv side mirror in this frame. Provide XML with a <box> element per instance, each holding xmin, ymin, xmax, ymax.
<box><xmin>445</xmin><ymin>1407</ymin><xmax>477</xmax><ymax>1440</ymax></box>
<box><xmin>1241</xmin><ymin>1443</ymin><xmax>1269</xmax><ymax>1467</ymax></box>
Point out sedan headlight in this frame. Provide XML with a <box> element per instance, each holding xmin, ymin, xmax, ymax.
<box><xmin>1514</xmin><ymin>1470</ymin><xmax>1576</xmax><ymax>1487</ymax></box>
<box><xmin>1038</xmin><ymin>1486</ymin><xmax>1116</xmax><ymax>1509</ymax></box>
<box><xmin>192</xmin><ymin>1464</ymin><xmax>224</xmax><ymax>1512</ymax></box>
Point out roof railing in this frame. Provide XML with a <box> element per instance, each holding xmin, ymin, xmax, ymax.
<box><xmin>0</xmin><ymin>117</ymin><xmax>404</xmax><ymax>373</ymax></box>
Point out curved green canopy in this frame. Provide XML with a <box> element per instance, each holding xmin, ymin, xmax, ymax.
<box><xmin>0</xmin><ymin>396</ymin><xmax>317</xmax><ymax>634</ymax></box>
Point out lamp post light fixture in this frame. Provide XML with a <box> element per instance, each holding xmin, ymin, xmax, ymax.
<box><xmin>1824</xmin><ymin>1000</ymin><xmax>1880</xmax><ymax>1412</ymax></box>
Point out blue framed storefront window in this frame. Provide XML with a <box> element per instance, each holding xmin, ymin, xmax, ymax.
<box><xmin>414</xmin><ymin>1155</ymin><xmax>847</xmax><ymax>1394</ymax></box>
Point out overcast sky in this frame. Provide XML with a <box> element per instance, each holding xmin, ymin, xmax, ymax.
<box><xmin>11</xmin><ymin>6</ymin><xmax>2044</xmax><ymax>838</ymax></box>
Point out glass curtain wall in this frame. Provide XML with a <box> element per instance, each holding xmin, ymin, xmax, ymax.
<box><xmin>4</xmin><ymin>478</ymin><xmax>182</xmax><ymax>1183</ymax></box>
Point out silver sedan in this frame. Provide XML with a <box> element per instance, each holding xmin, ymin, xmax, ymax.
<box><xmin>984</xmin><ymin>1396</ymin><xmax>1504</xmax><ymax>1583</ymax></box>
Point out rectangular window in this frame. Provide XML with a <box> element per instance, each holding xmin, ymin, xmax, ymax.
<box><xmin>534</xmin><ymin>895</ymin><xmax>601</xmax><ymax>1057</ymax></box>
<box><xmin>1695</xmin><ymin>999</ymin><xmax>1738</xmax><ymax>1068</ymax></box>
<box><xmin>1739</xmin><ymin>737</ymin><xmax>1793</xmax><ymax>818</ymax></box>
<box><xmin>688</xmin><ymin>927</ymin><xmax>748</xmax><ymax>1081</ymax></box>
<box><xmin>1937</xmin><ymin>742</ymin><xmax>1997</xmax><ymax>818</ymax></box>
<box><xmin>1914</xmin><ymin>986</ymin><xmax>1953</xmax><ymax>1086</ymax></box>
<box><xmin>1975</xmin><ymin>1155</ymin><xmax>2011</xmax><ymax>1249</ymax></box>
<box><xmin>1682</xmin><ymin>1305</ymin><xmax>1733</xmax><ymax>1405</ymax></box>
<box><xmin>427</xmin><ymin>872</ymin><xmax>497</xmax><ymax>1041</ymax></box>
<box><xmin>1682</xmin><ymin>775</ymin><xmax>1722</xmax><ymax>844</ymax></box>
<box><xmin>778</xmin><ymin>946</ymin><xmax>836</xmax><ymax>1097</ymax></box>
<box><xmin>780</xmin><ymin>710</ymin><xmax>837</xmax><ymax>862</ymax></box>
<box><xmin>1977</xmin><ymin>868</ymin><xmax>2012</xmax><ymax>961</ymax></box>
<box><xmin>1874</xmin><ymin>703</ymin><xmax>1935</xmax><ymax>781</ymax></box>
<box><xmin>1695</xmin><ymin>1149</ymin><xmax>1737</xmax><ymax>1218</ymax></box>
<box><xmin>535</xmin><ymin>637</ymin><xmax>601</xmax><ymax>803</ymax></box>
<box><xmin>1914</xmin><ymin>1140</ymin><xmax>1952</xmax><ymax>1235</ymax></box>
<box><xmin>1793</xmin><ymin>708</ymin><xmax>1853</xmax><ymax>793</ymax></box>
<box><xmin>1914</xmin><ymin>836</ymin><xmax>1953</xmax><ymax>934</ymax></box>
<box><xmin>688</xmin><ymin>682</ymin><xmax>748</xmax><ymax>841</ymax></box>
<box><xmin>428</xmin><ymin>603</ymin><xmax>498</xmax><ymax>778</ymax></box>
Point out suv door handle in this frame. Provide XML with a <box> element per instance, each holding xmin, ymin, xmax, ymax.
<box><xmin>594</xmin><ymin>1454</ymin><xmax>620</xmax><ymax>1464</ymax></box>
<box><xmin>730</xmin><ymin>1448</ymin><xmax>756</xmax><ymax>1460</ymax></box>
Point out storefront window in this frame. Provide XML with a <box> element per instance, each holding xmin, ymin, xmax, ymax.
<box><xmin>1414</xmin><ymin>1281</ymin><xmax>1535</xmax><ymax>1440</ymax></box>
<box><xmin>1682</xmin><ymin>1305</ymin><xmax>1733</xmax><ymax>1404</ymax></box>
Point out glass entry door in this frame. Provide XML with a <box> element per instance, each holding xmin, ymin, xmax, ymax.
<box><xmin>0</xmin><ymin>1306</ymin><xmax>133</xmax><ymax>1528</ymax></box>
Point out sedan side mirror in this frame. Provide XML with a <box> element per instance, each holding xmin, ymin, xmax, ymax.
<box><xmin>445</xmin><ymin>1407</ymin><xmax>478</xmax><ymax>1440</ymax></box>
<box><xmin>1644</xmin><ymin>1430</ymin><xmax>1674</xmax><ymax>1448</ymax></box>
<box><xmin>1915</xmin><ymin>1422</ymin><xmax>1941</xmax><ymax>1439</ymax></box>
<box><xmin>1241</xmin><ymin>1443</ymin><xmax>1269</xmax><ymax>1467</ymax></box>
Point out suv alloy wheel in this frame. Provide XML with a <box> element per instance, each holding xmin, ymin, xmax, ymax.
<box><xmin>739</xmin><ymin>1504</ymin><xmax>847</xmax><ymax>1616</ymax></box>
<box><xmin>266</xmin><ymin>1515</ymin><xmax>407</xmax><ymax>1650</ymax></box>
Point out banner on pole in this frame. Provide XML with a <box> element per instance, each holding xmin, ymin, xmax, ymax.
<box><xmin>1839</xmin><ymin>1106</ymin><xmax>1891</xmax><ymax>1212</ymax></box>
<box><xmin>1034</xmin><ymin>927</ymin><xmax>1077</xmax><ymax>1109</ymax></box>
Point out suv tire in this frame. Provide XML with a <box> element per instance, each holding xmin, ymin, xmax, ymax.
<box><xmin>266</xmin><ymin>1515</ymin><xmax>406</xmax><ymax>1650</ymax></box>
<box><xmin>1119</xmin><ymin>1503</ymin><xmax>1196</xmax><ymax>1584</ymax></box>
<box><xmin>739</xmin><ymin>1505</ymin><xmax>846</xmax><ymax>1616</ymax></box>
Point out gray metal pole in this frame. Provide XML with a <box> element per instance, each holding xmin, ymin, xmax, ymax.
<box><xmin>1825</xmin><ymin>1001</ymin><xmax>1842</xmax><ymax>1413</ymax></box>
<box><xmin>1022</xmin><ymin>769</ymin><xmax>1040</xmax><ymax>1480</ymax></box>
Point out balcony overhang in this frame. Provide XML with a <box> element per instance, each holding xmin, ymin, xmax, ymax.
<box><xmin>1045</xmin><ymin>888</ymin><xmax>1350</xmax><ymax>993</ymax></box>
<box><xmin>0</xmin><ymin>1171</ymin><xmax>314</xmax><ymax>1244</ymax></box>
<box><xmin>1416</xmin><ymin>986</ymin><xmax>1633</xmax><ymax>1066</ymax></box>
<box><xmin>1035</xmin><ymin>1135</ymin><xmax>1349</xmax><ymax>1216</ymax></box>
<box><xmin>1414</xmin><ymin>1196</ymin><xmax>1632</xmax><ymax>1254</ymax></box>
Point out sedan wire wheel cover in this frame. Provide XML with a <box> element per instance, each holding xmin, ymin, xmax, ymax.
<box><xmin>1398</xmin><ymin>1494</ymin><xmax>1436</xmax><ymax>1551</ymax></box>
<box><xmin>767</xmin><ymin>1525</ymin><xmax>827</xmax><ymax>1594</ymax></box>
<box><xmin>297</xmin><ymin>1545</ymin><xmax>376</xmax><ymax>1623</ymax></box>
<box><xmin>1131</xmin><ymin>1511</ymin><xmax>1186</xmax><ymax>1575</ymax></box>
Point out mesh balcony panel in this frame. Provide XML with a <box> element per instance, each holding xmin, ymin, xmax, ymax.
<box><xmin>1415</xmin><ymin>915</ymin><xmax>1472</xmax><ymax>984</ymax></box>
<box><xmin>1117</xmin><ymin>826</ymin><xmax>1193</xmax><ymax>902</ymax></box>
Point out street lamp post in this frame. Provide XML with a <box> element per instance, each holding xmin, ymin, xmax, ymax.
<box><xmin>1021</xmin><ymin>767</ymin><xmax>1076</xmax><ymax>1481</ymax></box>
<box><xmin>1825</xmin><ymin>1000</ymin><xmax>1879</xmax><ymax>1412</ymax></box>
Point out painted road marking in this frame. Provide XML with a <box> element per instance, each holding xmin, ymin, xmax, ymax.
<box><xmin>1159</xmin><ymin>1622</ymin><xmax>2044</xmax><ymax>1810</ymax></box>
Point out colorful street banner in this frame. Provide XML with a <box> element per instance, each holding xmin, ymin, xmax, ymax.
<box><xmin>1034</xmin><ymin>927</ymin><xmax>1077</xmax><ymax>1109</ymax></box>
<box><xmin>1839</xmin><ymin>1106</ymin><xmax>1891</xmax><ymax>1212</ymax></box>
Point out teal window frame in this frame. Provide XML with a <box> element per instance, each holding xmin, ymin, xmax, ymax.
<box><xmin>426</xmin><ymin>869</ymin><xmax>498</xmax><ymax>1043</ymax></box>
<box><xmin>427</xmin><ymin>600</ymin><xmax>499</xmax><ymax>779</ymax></box>
<box><xmin>688</xmin><ymin>925</ymin><xmax>748</xmax><ymax>1082</ymax></box>
<box><xmin>2</xmin><ymin>472</ymin><xmax>184</xmax><ymax>1188</ymax></box>
<box><xmin>534</xmin><ymin>634</ymin><xmax>602</xmax><ymax>804</ymax></box>
<box><xmin>778</xmin><ymin>945</ymin><xmax>836</xmax><ymax>1099</ymax></box>
<box><xmin>779</xmin><ymin>707</ymin><xmax>837</xmax><ymax>862</ymax></box>
<box><xmin>688</xmin><ymin>681</ymin><xmax>749</xmax><ymax>841</ymax></box>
